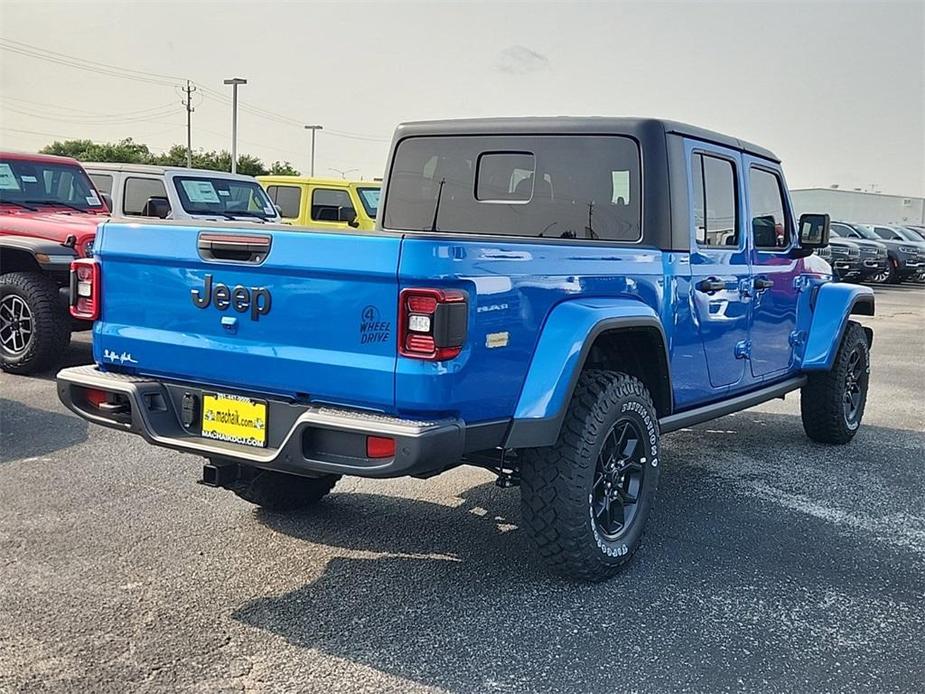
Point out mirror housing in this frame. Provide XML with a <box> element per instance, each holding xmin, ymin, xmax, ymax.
<box><xmin>99</xmin><ymin>192</ymin><xmax>113</xmax><ymax>213</ymax></box>
<box><xmin>798</xmin><ymin>213</ymin><xmax>830</xmax><ymax>248</ymax></box>
<box><xmin>338</xmin><ymin>206</ymin><xmax>359</xmax><ymax>227</ymax></box>
<box><xmin>142</xmin><ymin>196</ymin><xmax>171</xmax><ymax>219</ymax></box>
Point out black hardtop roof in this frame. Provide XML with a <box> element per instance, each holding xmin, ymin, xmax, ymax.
<box><xmin>393</xmin><ymin>116</ymin><xmax>780</xmax><ymax>163</ymax></box>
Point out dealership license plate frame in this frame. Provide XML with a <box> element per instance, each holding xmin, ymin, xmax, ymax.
<box><xmin>201</xmin><ymin>392</ymin><xmax>268</xmax><ymax>448</ymax></box>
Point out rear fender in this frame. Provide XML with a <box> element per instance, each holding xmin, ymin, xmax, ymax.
<box><xmin>801</xmin><ymin>282</ymin><xmax>874</xmax><ymax>371</ymax></box>
<box><xmin>505</xmin><ymin>298</ymin><xmax>669</xmax><ymax>448</ymax></box>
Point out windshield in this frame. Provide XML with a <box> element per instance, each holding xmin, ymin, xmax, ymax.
<box><xmin>852</xmin><ymin>224</ymin><xmax>882</xmax><ymax>241</ymax></box>
<box><xmin>893</xmin><ymin>226</ymin><xmax>923</xmax><ymax>243</ymax></box>
<box><xmin>0</xmin><ymin>158</ymin><xmax>104</xmax><ymax>211</ymax></box>
<box><xmin>357</xmin><ymin>186</ymin><xmax>380</xmax><ymax>218</ymax></box>
<box><xmin>173</xmin><ymin>176</ymin><xmax>278</xmax><ymax>220</ymax></box>
<box><xmin>872</xmin><ymin>226</ymin><xmax>899</xmax><ymax>240</ymax></box>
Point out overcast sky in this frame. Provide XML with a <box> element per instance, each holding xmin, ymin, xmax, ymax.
<box><xmin>1</xmin><ymin>0</ymin><xmax>922</xmax><ymax>194</ymax></box>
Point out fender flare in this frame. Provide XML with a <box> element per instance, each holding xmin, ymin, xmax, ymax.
<box><xmin>504</xmin><ymin>298</ymin><xmax>670</xmax><ymax>448</ymax></box>
<box><xmin>801</xmin><ymin>282</ymin><xmax>875</xmax><ymax>371</ymax></box>
<box><xmin>0</xmin><ymin>235</ymin><xmax>76</xmax><ymax>272</ymax></box>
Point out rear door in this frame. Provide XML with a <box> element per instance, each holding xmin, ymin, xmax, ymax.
<box><xmin>686</xmin><ymin>141</ymin><xmax>751</xmax><ymax>390</ymax></box>
<box><xmin>94</xmin><ymin>223</ymin><xmax>401</xmax><ymax>410</ymax></box>
<box><xmin>744</xmin><ymin>158</ymin><xmax>800</xmax><ymax>378</ymax></box>
<box><xmin>264</xmin><ymin>183</ymin><xmax>303</xmax><ymax>224</ymax></box>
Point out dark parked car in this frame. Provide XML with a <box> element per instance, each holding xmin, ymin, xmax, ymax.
<box><xmin>817</xmin><ymin>235</ymin><xmax>863</xmax><ymax>281</ymax></box>
<box><xmin>836</xmin><ymin>223</ymin><xmax>924</xmax><ymax>283</ymax></box>
<box><xmin>829</xmin><ymin>222</ymin><xmax>889</xmax><ymax>283</ymax></box>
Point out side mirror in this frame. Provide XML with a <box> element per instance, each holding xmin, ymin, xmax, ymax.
<box><xmin>100</xmin><ymin>192</ymin><xmax>113</xmax><ymax>213</ymax></box>
<box><xmin>142</xmin><ymin>196</ymin><xmax>171</xmax><ymax>219</ymax></box>
<box><xmin>338</xmin><ymin>206</ymin><xmax>359</xmax><ymax>227</ymax></box>
<box><xmin>798</xmin><ymin>213</ymin><xmax>830</xmax><ymax>248</ymax></box>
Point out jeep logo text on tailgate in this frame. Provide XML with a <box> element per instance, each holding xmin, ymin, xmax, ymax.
<box><xmin>191</xmin><ymin>274</ymin><xmax>271</xmax><ymax>321</ymax></box>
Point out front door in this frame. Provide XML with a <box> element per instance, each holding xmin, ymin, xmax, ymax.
<box><xmin>309</xmin><ymin>186</ymin><xmax>356</xmax><ymax>230</ymax></box>
<box><xmin>745</xmin><ymin>159</ymin><xmax>800</xmax><ymax>378</ymax></box>
<box><xmin>687</xmin><ymin>142</ymin><xmax>751</xmax><ymax>390</ymax></box>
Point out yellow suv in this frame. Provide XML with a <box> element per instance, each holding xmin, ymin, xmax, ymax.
<box><xmin>257</xmin><ymin>176</ymin><xmax>380</xmax><ymax>231</ymax></box>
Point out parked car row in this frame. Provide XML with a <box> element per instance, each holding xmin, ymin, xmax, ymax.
<box><xmin>817</xmin><ymin>221</ymin><xmax>925</xmax><ymax>284</ymax></box>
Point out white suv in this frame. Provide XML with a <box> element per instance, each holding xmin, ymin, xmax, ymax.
<box><xmin>85</xmin><ymin>163</ymin><xmax>282</xmax><ymax>223</ymax></box>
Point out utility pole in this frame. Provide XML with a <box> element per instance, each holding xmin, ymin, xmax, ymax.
<box><xmin>304</xmin><ymin>125</ymin><xmax>323</xmax><ymax>177</ymax></box>
<box><xmin>223</xmin><ymin>77</ymin><xmax>247</xmax><ymax>174</ymax></box>
<box><xmin>181</xmin><ymin>80</ymin><xmax>197</xmax><ymax>168</ymax></box>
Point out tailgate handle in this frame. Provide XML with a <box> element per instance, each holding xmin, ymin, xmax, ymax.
<box><xmin>198</xmin><ymin>233</ymin><xmax>271</xmax><ymax>263</ymax></box>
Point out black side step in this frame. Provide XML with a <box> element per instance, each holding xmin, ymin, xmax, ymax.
<box><xmin>659</xmin><ymin>376</ymin><xmax>807</xmax><ymax>434</ymax></box>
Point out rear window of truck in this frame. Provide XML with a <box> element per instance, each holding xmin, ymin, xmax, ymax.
<box><xmin>383</xmin><ymin>135</ymin><xmax>641</xmax><ymax>241</ymax></box>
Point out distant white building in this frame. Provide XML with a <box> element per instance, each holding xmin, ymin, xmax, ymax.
<box><xmin>790</xmin><ymin>188</ymin><xmax>925</xmax><ymax>225</ymax></box>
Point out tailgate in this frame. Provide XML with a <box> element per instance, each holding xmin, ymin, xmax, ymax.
<box><xmin>93</xmin><ymin>222</ymin><xmax>401</xmax><ymax>412</ymax></box>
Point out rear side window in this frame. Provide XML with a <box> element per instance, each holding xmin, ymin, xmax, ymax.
<box><xmin>690</xmin><ymin>153</ymin><xmax>739</xmax><ymax>247</ymax></box>
<box><xmin>89</xmin><ymin>173</ymin><xmax>113</xmax><ymax>196</ymax></box>
<box><xmin>123</xmin><ymin>177</ymin><xmax>168</xmax><ymax>216</ymax></box>
<box><xmin>266</xmin><ymin>185</ymin><xmax>301</xmax><ymax>219</ymax></box>
<box><xmin>748</xmin><ymin>168</ymin><xmax>791</xmax><ymax>249</ymax></box>
<box><xmin>384</xmin><ymin>135</ymin><xmax>641</xmax><ymax>241</ymax></box>
<box><xmin>312</xmin><ymin>188</ymin><xmax>354</xmax><ymax>222</ymax></box>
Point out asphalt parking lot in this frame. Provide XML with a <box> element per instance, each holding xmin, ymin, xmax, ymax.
<box><xmin>1</xmin><ymin>285</ymin><xmax>923</xmax><ymax>694</ymax></box>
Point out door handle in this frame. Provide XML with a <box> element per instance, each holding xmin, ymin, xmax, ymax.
<box><xmin>754</xmin><ymin>277</ymin><xmax>774</xmax><ymax>291</ymax></box>
<box><xmin>696</xmin><ymin>278</ymin><xmax>726</xmax><ymax>293</ymax></box>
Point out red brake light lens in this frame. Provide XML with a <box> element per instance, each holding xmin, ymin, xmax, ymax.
<box><xmin>70</xmin><ymin>258</ymin><xmax>100</xmax><ymax>320</ymax></box>
<box><xmin>407</xmin><ymin>295</ymin><xmax>438</xmax><ymax>313</ymax></box>
<box><xmin>398</xmin><ymin>288</ymin><xmax>468</xmax><ymax>360</ymax></box>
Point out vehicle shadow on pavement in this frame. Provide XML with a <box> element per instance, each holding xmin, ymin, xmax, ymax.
<box><xmin>233</xmin><ymin>412</ymin><xmax>924</xmax><ymax>692</ymax></box>
<box><xmin>24</xmin><ymin>334</ymin><xmax>95</xmax><ymax>383</ymax></box>
<box><xmin>0</xmin><ymin>397</ymin><xmax>88</xmax><ymax>463</ymax></box>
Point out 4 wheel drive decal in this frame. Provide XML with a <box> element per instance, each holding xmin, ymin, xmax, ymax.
<box><xmin>191</xmin><ymin>274</ymin><xmax>271</xmax><ymax>321</ymax></box>
<box><xmin>359</xmin><ymin>305</ymin><xmax>391</xmax><ymax>344</ymax></box>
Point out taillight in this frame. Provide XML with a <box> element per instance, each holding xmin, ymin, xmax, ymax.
<box><xmin>398</xmin><ymin>288</ymin><xmax>468</xmax><ymax>360</ymax></box>
<box><xmin>69</xmin><ymin>258</ymin><xmax>100</xmax><ymax>320</ymax></box>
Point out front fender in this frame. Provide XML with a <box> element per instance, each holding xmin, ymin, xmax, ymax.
<box><xmin>801</xmin><ymin>282</ymin><xmax>874</xmax><ymax>371</ymax></box>
<box><xmin>505</xmin><ymin>298</ymin><xmax>666</xmax><ymax>448</ymax></box>
<box><xmin>0</xmin><ymin>234</ymin><xmax>77</xmax><ymax>271</ymax></box>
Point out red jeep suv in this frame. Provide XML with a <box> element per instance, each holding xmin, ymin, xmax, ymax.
<box><xmin>0</xmin><ymin>151</ymin><xmax>108</xmax><ymax>374</ymax></box>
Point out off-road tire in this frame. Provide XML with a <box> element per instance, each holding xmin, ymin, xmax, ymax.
<box><xmin>801</xmin><ymin>320</ymin><xmax>869</xmax><ymax>444</ymax></box>
<box><xmin>226</xmin><ymin>467</ymin><xmax>340</xmax><ymax>511</ymax></box>
<box><xmin>519</xmin><ymin>370</ymin><xmax>661</xmax><ymax>582</ymax></box>
<box><xmin>0</xmin><ymin>271</ymin><xmax>71</xmax><ymax>375</ymax></box>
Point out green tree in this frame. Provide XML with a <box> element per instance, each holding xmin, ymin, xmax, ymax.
<box><xmin>40</xmin><ymin>138</ymin><xmax>290</xmax><ymax>177</ymax></box>
<box><xmin>41</xmin><ymin>137</ymin><xmax>152</xmax><ymax>163</ymax></box>
<box><xmin>269</xmin><ymin>161</ymin><xmax>300</xmax><ymax>176</ymax></box>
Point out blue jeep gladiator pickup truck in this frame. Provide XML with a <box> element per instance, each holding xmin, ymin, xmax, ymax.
<box><xmin>57</xmin><ymin>118</ymin><xmax>874</xmax><ymax>581</ymax></box>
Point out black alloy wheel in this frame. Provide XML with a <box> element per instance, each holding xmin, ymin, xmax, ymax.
<box><xmin>591</xmin><ymin>418</ymin><xmax>646</xmax><ymax>540</ymax></box>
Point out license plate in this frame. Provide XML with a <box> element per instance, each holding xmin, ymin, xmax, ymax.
<box><xmin>201</xmin><ymin>392</ymin><xmax>267</xmax><ymax>448</ymax></box>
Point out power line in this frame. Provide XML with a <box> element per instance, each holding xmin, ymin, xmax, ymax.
<box><xmin>0</xmin><ymin>95</ymin><xmax>180</xmax><ymax>118</ymax></box>
<box><xmin>1</xmin><ymin>37</ymin><xmax>391</xmax><ymax>149</ymax></box>
<box><xmin>0</xmin><ymin>37</ymin><xmax>184</xmax><ymax>86</ymax></box>
<box><xmin>2</xmin><ymin>104</ymin><xmax>183</xmax><ymax>125</ymax></box>
<box><xmin>0</xmin><ymin>125</ymin><xmax>175</xmax><ymax>153</ymax></box>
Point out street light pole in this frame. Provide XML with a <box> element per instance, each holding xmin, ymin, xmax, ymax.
<box><xmin>223</xmin><ymin>77</ymin><xmax>247</xmax><ymax>174</ymax></box>
<box><xmin>304</xmin><ymin>125</ymin><xmax>323</xmax><ymax>177</ymax></box>
<box><xmin>329</xmin><ymin>167</ymin><xmax>358</xmax><ymax>180</ymax></box>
